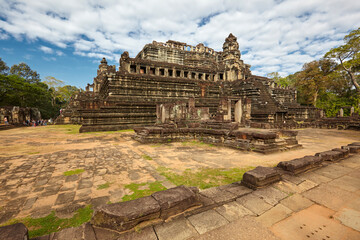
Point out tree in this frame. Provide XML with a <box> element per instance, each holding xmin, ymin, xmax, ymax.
<box><xmin>325</xmin><ymin>27</ymin><xmax>360</xmax><ymax>96</ymax></box>
<box><xmin>295</xmin><ymin>59</ymin><xmax>336</xmax><ymax>107</ymax></box>
<box><xmin>44</xmin><ymin>76</ymin><xmax>65</xmax><ymax>106</ymax></box>
<box><xmin>266</xmin><ymin>72</ymin><xmax>295</xmax><ymax>87</ymax></box>
<box><xmin>10</xmin><ymin>62</ymin><xmax>41</xmax><ymax>83</ymax></box>
<box><xmin>0</xmin><ymin>58</ymin><xmax>9</xmax><ymax>75</ymax></box>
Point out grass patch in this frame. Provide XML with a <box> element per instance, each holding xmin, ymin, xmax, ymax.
<box><xmin>0</xmin><ymin>205</ymin><xmax>93</xmax><ymax>238</ymax></box>
<box><xmin>63</xmin><ymin>169</ymin><xmax>84</xmax><ymax>176</ymax></box>
<box><xmin>84</xmin><ymin>129</ymin><xmax>134</xmax><ymax>134</ymax></box>
<box><xmin>97</xmin><ymin>182</ymin><xmax>110</xmax><ymax>190</ymax></box>
<box><xmin>157</xmin><ymin>166</ymin><xmax>254</xmax><ymax>189</ymax></box>
<box><xmin>28</xmin><ymin>151</ymin><xmax>40</xmax><ymax>155</ymax></box>
<box><xmin>122</xmin><ymin>181</ymin><xmax>167</xmax><ymax>202</ymax></box>
<box><xmin>45</xmin><ymin>125</ymin><xmax>81</xmax><ymax>134</ymax></box>
<box><xmin>142</xmin><ymin>154</ymin><xmax>153</xmax><ymax>161</ymax></box>
<box><xmin>181</xmin><ymin>140</ymin><xmax>214</xmax><ymax>147</ymax></box>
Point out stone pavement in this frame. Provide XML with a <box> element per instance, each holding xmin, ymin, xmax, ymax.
<box><xmin>28</xmin><ymin>153</ymin><xmax>360</xmax><ymax>240</ymax></box>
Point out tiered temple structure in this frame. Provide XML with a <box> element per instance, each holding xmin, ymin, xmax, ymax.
<box><xmin>57</xmin><ymin>34</ymin><xmax>319</xmax><ymax>132</ymax></box>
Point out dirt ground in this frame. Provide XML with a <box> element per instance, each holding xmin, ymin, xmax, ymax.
<box><xmin>0</xmin><ymin>126</ymin><xmax>359</xmax><ymax>224</ymax></box>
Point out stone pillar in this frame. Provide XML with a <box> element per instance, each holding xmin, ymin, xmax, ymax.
<box><xmin>320</xmin><ymin>110</ymin><xmax>324</xmax><ymax>118</ymax></box>
<box><xmin>339</xmin><ymin>108</ymin><xmax>344</xmax><ymax>117</ymax></box>
<box><xmin>351</xmin><ymin>106</ymin><xmax>355</xmax><ymax>115</ymax></box>
<box><xmin>161</xmin><ymin>104</ymin><xmax>166</xmax><ymax>123</ymax></box>
<box><xmin>235</xmin><ymin>100</ymin><xmax>242</xmax><ymax>123</ymax></box>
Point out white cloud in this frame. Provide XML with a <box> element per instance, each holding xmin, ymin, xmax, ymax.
<box><xmin>39</xmin><ymin>45</ymin><xmax>53</xmax><ymax>54</ymax></box>
<box><xmin>1</xmin><ymin>0</ymin><xmax>360</xmax><ymax>76</ymax></box>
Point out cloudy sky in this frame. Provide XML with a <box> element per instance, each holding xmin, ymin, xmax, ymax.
<box><xmin>0</xmin><ymin>0</ymin><xmax>359</xmax><ymax>88</ymax></box>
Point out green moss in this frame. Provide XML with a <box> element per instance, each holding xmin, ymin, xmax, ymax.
<box><xmin>97</xmin><ymin>182</ymin><xmax>110</xmax><ymax>190</ymax></box>
<box><xmin>122</xmin><ymin>181</ymin><xmax>167</xmax><ymax>202</ymax></box>
<box><xmin>63</xmin><ymin>169</ymin><xmax>84</xmax><ymax>176</ymax></box>
<box><xmin>142</xmin><ymin>154</ymin><xmax>153</xmax><ymax>161</ymax></box>
<box><xmin>0</xmin><ymin>205</ymin><xmax>93</xmax><ymax>238</ymax></box>
<box><xmin>157</xmin><ymin>166</ymin><xmax>255</xmax><ymax>189</ymax></box>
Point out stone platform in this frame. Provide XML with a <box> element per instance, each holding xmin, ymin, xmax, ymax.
<box><xmin>133</xmin><ymin>126</ymin><xmax>302</xmax><ymax>154</ymax></box>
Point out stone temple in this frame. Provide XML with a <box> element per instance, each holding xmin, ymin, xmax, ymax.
<box><xmin>57</xmin><ymin>33</ymin><xmax>319</xmax><ymax>132</ymax></box>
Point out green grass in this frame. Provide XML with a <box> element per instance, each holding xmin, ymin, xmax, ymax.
<box><xmin>97</xmin><ymin>182</ymin><xmax>110</xmax><ymax>190</ymax></box>
<box><xmin>122</xmin><ymin>181</ymin><xmax>167</xmax><ymax>202</ymax></box>
<box><xmin>83</xmin><ymin>129</ymin><xmax>134</xmax><ymax>134</ymax></box>
<box><xmin>63</xmin><ymin>169</ymin><xmax>84</xmax><ymax>176</ymax></box>
<box><xmin>44</xmin><ymin>125</ymin><xmax>134</xmax><ymax>135</ymax></box>
<box><xmin>142</xmin><ymin>154</ymin><xmax>153</xmax><ymax>161</ymax></box>
<box><xmin>45</xmin><ymin>125</ymin><xmax>81</xmax><ymax>134</ymax></box>
<box><xmin>181</xmin><ymin>140</ymin><xmax>214</xmax><ymax>147</ymax></box>
<box><xmin>157</xmin><ymin>166</ymin><xmax>255</xmax><ymax>189</ymax></box>
<box><xmin>28</xmin><ymin>151</ymin><xmax>40</xmax><ymax>155</ymax></box>
<box><xmin>0</xmin><ymin>205</ymin><xmax>93</xmax><ymax>238</ymax></box>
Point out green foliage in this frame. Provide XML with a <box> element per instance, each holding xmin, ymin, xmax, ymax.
<box><xmin>0</xmin><ymin>59</ymin><xmax>79</xmax><ymax>119</ymax></box>
<box><xmin>325</xmin><ymin>27</ymin><xmax>360</xmax><ymax>95</ymax></box>
<box><xmin>10</xmin><ymin>62</ymin><xmax>40</xmax><ymax>83</ymax></box>
<box><xmin>157</xmin><ymin>166</ymin><xmax>254</xmax><ymax>189</ymax></box>
<box><xmin>0</xmin><ymin>58</ymin><xmax>9</xmax><ymax>75</ymax></box>
<box><xmin>122</xmin><ymin>182</ymin><xmax>167</xmax><ymax>202</ymax></box>
<box><xmin>63</xmin><ymin>169</ymin><xmax>84</xmax><ymax>176</ymax></box>
<box><xmin>266</xmin><ymin>72</ymin><xmax>295</xmax><ymax>87</ymax></box>
<box><xmin>0</xmin><ymin>205</ymin><xmax>93</xmax><ymax>238</ymax></box>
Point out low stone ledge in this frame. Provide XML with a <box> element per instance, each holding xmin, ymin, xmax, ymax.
<box><xmin>332</xmin><ymin>147</ymin><xmax>350</xmax><ymax>158</ymax></box>
<box><xmin>277</xmin><ymin>156</ymin><xmax>322</xmax><ymax>175</ymax></box>
<box><xmin>151</xmin><ymin>185</ymin><xmax>200</xmax><ymax>220</ymax></box>
<box><xmin>241</xmin><ymin>166</ymin><xmax>281</xmax><ymax>190</ymax></box>
<box><xmin>315</xmin><ymin>150</ymin><xmax>343</xmax><ymax>162</ymax></box>
<box><xmin>348</xmin><ymin>142</ymin><xmax>360</xmax><ymax>146</ymax></box>
<box><xmin>91</xmin><ymin>195</ymin><xmax>161</xmax><ymax>232</ymax></box>
<box><xmin>0</xmin><ymin>223</ymin><xmax>28</xmax><ymax>240</ymax></box>
<box><xmin>348</xmin><ymin>144</ymin><xmax>360</xmax><ymax>153</ymax></box>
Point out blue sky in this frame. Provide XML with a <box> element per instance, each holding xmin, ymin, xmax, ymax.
<box><xmin>0</xmin><ymin>0</ymin><xmax>359</xmax><ymax>89</ymax></box>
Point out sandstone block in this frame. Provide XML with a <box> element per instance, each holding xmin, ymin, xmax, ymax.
<box><xmin>315</xmin><ymin>150</ymin><xmax>343</xmax><ymax>162</ymax></box>
<box><xmin>151</xmin><ymin>186</ymin><xmax>200</xmax><ymax>219</ymax></box>
<box><xmin>332</xmin><ymin>147</ymin><xmax>350</xmax><ymax>158</ymax></box>
<box><xmin>241</xmin><ymin>166</ymin><xmax>281</xmax><ymax>189</ymax></box>
<box><xmin>0</xmin><ymin>223</ymin><xmax>28</xmax><ymax>240</ymax></box>
<box><xmin>347</xmin><ymin>144</ymin><xmax>360</xmax><ymax>153</ymax></box>
<box><xmin>277</xmin><ymin>155</ymin><xmax>322</xmax><ymax>174</ymax></box>
<box><xmin>91</xmin><ymin>195</ymin><xmax>160</xmax><ymax>232</ymax></box>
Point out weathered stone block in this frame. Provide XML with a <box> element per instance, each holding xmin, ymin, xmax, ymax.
<box><xmin>348</xmin><ymin>144</ymin><xmax>360</xmax><ymax>153</ymax></box>
<box><xmin>91</xmin><ymin>196</ymin><xmax>160</xmax><ymax>232</ymax></box>
<box><xmin>151</xmin><ymin>185</ymin><xmax>200</xmax><ymax>220</ymax></box>
<box><xmin>277</xmin><ymin>156</ymin><xmax>322</xmax><ymax>174</ymax></box>
<box><xmin>315</xmin><ymin>150</ymin><xmax>343</xmax><ymax>162</ymax></box>
<box><xmin>332</xmin><ymin>147</ymin><xmax>350</xmax><ymax>158</ymax></box>
<box><xmin>0</xmin><ymin>223</ymin><xmax>28</xmax><ymax>240</ymax></box>
<box><xmin>241</xmin><ymin>166</ymin><xmax>281</xmax><ymax>189</ymax></box>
